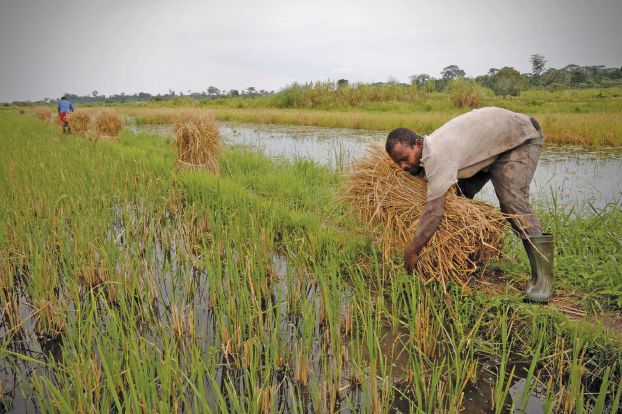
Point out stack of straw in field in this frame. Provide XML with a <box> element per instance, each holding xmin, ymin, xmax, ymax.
<box><xmin>340</xmin><ymin>144</ymin><xmax>508</xmax><ymax>285</ymax></box>
<box><xmin>67</xmin><ymin>110</ymin><xmax>91</xmax><ymax>134</ymax></box>
<box><xmin>173</xmin><ymin>110</ymin><xmax>222</xmax><ymax>175</ymax></box>
<box><xmin>95</xmin><ymin>110</ymin><xmax>123</xmax><ymax>140</ymax></box>
<box><xmin>35</xmin><ymin>107</ymin><xmax>52</xmax><ymax>123</ymax></box>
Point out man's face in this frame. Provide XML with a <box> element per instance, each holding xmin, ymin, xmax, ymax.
<box><xmin>389</xmin><ymin>141</ymin><xmax>423</xmax><ymax>176</ymax></box>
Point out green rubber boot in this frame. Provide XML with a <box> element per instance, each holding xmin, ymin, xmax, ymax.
<box><xmin>522</xmin><ymin>233</ymin><xmax>554</xmax><ymax>303</ymax></box>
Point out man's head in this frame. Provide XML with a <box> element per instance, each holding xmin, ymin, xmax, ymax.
<box><xmin>385</xmin><ymin>127</ymin><xmax>425</xmax><ymax>176</ymax></box>
<box><xmin>61</xmin><ymin>96</ymin><xmax>67</xmax><ymax>100</ymax></box>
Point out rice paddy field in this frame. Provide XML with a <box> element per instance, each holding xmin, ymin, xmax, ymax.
<box><xmin>1</xmin><ymin>109</ymin><xmax>622</xmax><ymax>413</ymax></box>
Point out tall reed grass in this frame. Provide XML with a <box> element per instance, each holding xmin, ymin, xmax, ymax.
<box><xmin>449</xmin><ymin>78</ymin><xmax>484</xmax><ymax>108</ymax></box>
<box><xmin>117</xmin><ymin>105</ymin><xmax>622</xmax><ymax>146</ymax></box>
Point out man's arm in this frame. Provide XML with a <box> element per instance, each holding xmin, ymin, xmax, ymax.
<box><xmin>403</xmin><ymin>191</ymin><xmax>448</xmax><ymax>273</ymax></box>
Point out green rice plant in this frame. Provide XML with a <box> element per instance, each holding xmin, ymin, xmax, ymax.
<box><xmin>1</xmin><ymin>112</ymin><xmax>621</xmax><ymax>413</ymax></box>
<box><xmin>493</xmin><ymin>310</ymin><xmax>516</xmax><ymax>414</ymax></box>
<box><xmin>516</xmin><ymin>331</ymin><xmax>545</xmax><ymax>413</ymax></box>
<box><xmin>352</xmin><ymin>296</ymin><xmax>392</xmax><ymax>413</ymax></box>
<box><xmin>608</xmin><ymin>362</ymin><xmax>622</xmax><ymax>414</ymax></box>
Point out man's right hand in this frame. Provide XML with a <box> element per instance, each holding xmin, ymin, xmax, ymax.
<box><xmin>403</xmin><ymin>246</ymin><xmax>419</xmax><ymax>274</ymax></box>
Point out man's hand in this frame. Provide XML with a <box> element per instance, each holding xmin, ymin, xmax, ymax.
<box><xmin>403</xmin><ymin>244</ymin><xmax>419</xmax><ymax>274</ymax></box>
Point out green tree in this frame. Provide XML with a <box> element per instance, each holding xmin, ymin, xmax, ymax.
<box><xmin>543</xmin><ymin>69</ymin><xmax>570</xmax><ymax>87</ymax></box>
<box><xmin>207</xmin><ymin>86</ymin><xmax>220</xmax><ymax>96</ymax></box>
<box><xmin>606</xmin><ymin>67</ymin><xmax>622</xmax><ymax>80</ymax></box>
<box><xmin>441</xmin><ymin>65</ymin><xmax>465</xmax><ymax>81</ymax></box>
<box><xmin>530</xmin><ymin>54</ymin><xmax>547</xmax><ymax>76</ymax></box>
<box><xmin>490</xmin><ymin>67</ymin><xmax>525</xmax><ymax>96</ymax></box>
<box><xmin>409</xmin><ymin>73</ymin><xmax>432</xmax><ymax>86</ymax></box>
<box><xmin>569</xmin><ymin>67</ymin><xmax>588</xmax><ymax>85</ymax></box>
<box><xmin>585</xmin><ymin>65</ymin><xmax>605</xmax><ymax>82</ymax></box>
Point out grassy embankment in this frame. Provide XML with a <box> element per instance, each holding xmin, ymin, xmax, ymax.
<box><xmin>95</xmin><ymin>86</ymin><xmax>622</xmax><ymax>146</ymax></box>
<box><xmin>0</xmin><ymin>112</ymin><xmax>621</xmax><ymax>412</ymax></box>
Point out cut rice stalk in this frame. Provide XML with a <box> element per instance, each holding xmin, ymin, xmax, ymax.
<box><xmin>340</xmin><ymin>143</ymin><xmax>509</xmax><ymax>285</ymax></box>
<box><xmin>173</xmin><ymin>110</ymin><xmax>222</xmax><ymax>175</ymax></box>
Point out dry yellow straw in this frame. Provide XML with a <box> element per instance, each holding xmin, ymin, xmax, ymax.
<box><xmin>67</xmin><ymin>110</ymin><xmax>91</xmax><ymax>134</ymax></box>
<box><xmin>340</xmin><ymin>144</ymin><xmax>508</xmax><ymax>285</ymax></box>
<box><xmin>94</xmin><ymin>110</ymin><xmax>123</xmax><ymax>140</ymax></box>
<box><xmin>34</xmin><ymin>107</ymin><xmax>52</xmax><ymax>123</ymax></box>
<box><xmin>173</xmin><ymin>110</ymin><xmax>222</xmax><ymax>175</ymax></box>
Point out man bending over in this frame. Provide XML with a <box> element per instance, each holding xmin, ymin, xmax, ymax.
<box><xmin>386</xmin><ymin>107</ymin><xmax>554</xmax><ymax>303</ymax></box>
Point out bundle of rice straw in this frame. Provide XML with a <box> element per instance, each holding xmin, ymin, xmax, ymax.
<box><xmin>340</xmin><ymin>144</ymin><xmax>508</xmax><ymax>286</ymax></box>
<box><xmin>67</xmin><ymin>110</ymin><xmax>91</xmax><ymax>134</ymax></box>
<box><xmin>173</xmin><ymin>110</ymin><xmax>222</xmax><ymax>175</ymax></box>
<box><xmin>94</xmin><ymin>110</ymin><xmax>123</xmax><ymax>139</ymax></box>
<box><xmin>35</xmin><ymin>107</ymin><xmax>52</xmax><ymax>123</ymax></box>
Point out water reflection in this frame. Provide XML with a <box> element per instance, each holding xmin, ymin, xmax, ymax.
<box><xmin>130</xmin><ymin>122</ymin><xmax>622</xmax><ymax>209</ymax></box>
<box><xmin>218</xmin><ymin>123</ymin><xmax>622</xmax><ymax>210</ymax></box>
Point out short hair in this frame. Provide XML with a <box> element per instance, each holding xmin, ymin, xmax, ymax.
<box><xmin>385</xmin><ymin>127</ymin><xmax>423</xmax><ymax>154</ymax></box>
<box><xmin>61</xmin><ymin>96</ymin><xmax>67</xmax><ymax>100</ymax></box>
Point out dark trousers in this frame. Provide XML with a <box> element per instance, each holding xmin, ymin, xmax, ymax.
<box><xmin>457</xmin><ymin>127</ymin><xmax>544</xmax><ymax>239</ymax></box>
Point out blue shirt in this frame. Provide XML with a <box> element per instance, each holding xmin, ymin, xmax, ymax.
<box><xmin>57</xmin><ymin>99</ymin><xmax>74</xmax><ymax>113</ymax></box>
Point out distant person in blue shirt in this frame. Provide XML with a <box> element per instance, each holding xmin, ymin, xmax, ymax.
<box><xmin>57</xmin><ymin>96</ymin><xmax>74</xmax><ymax>124</ymax></box>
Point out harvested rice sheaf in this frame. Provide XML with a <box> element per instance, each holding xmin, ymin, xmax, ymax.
<box><xmin>67</xmin><ymin>110</ymin><xmax>91</xmax><ymax>134</ymax></box>
<box><xmin>173</xmin><ymin>110</ymin><xmax>222</xmax><ymax>175</ymax></box>
<box><xmin>340</xmin><ymin>144</ymin><xmax>508</xmax><ymax>285</ymax></box>
<box><xmin>34</xmin><ymin>107</ymin><xmax>52</xmax><ymax>123</ymax></box>
<box><xmin>94</xmin><ymin>110</ymin><xmax>123</xmax><ymax>139</ymax></box>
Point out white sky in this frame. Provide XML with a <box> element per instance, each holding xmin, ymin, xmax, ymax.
<box><xmin>1</xmin><ymin>0</ymin><xmax>621</xmax><ymax>101</ymax></box>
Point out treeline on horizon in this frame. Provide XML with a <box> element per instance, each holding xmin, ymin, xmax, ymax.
<box><xmin>6</xmin><ymin>55</ymin><xmax>622</xmax><ymax>106</ymax></box>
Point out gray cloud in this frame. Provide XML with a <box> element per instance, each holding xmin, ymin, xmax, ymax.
<box><xmin>1</xmin><ymin>0</ymin><xmax>621</xmax><ymax>101</ymax></box>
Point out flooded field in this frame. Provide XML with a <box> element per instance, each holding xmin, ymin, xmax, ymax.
<box><xmin>1</xmin><ymin>115</ymin><xmax>620</xmax><ymax>413</ymax></box>
<box><xmin>0</xmin><ymin>248</ymin><xmax>548</xmax><ymax>414</ymax></box>
<box><xmin>136</xmin><ymin>122</ymin><xmax>622</xmax><ymax>210</ymax></box>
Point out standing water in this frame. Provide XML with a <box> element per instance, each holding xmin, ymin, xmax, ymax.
<box><xmin>216</xmin><ymin>123</ymin><xmax>622</xmax><ymax>210</ymax></box>
<box><xmin>132</xmin><ymin>121</ymin><xmax>622</xmax><ymax>210</ymax></box>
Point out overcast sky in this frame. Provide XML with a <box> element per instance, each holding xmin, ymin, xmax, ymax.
<box><xmin>1</xmin><ymin>0</ymin><xmax>621</xmax><ymax>102</ymax></box>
